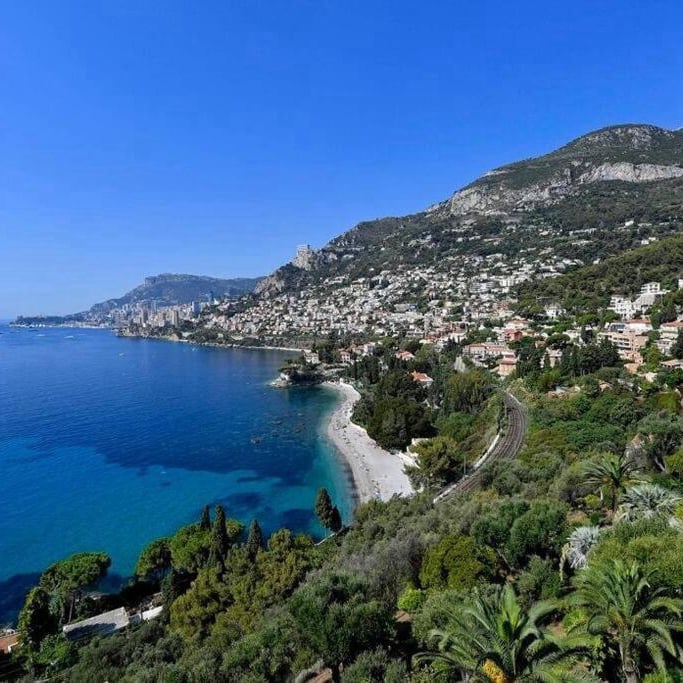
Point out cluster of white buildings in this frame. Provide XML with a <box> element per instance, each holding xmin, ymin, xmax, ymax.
<box><xmin>203</xmin><ymin>248</ymin><xmax>576</xmax><ymax>345</ymax></box>
<box><xmin>608</xmin><ymin>282</ymin><xmax>672</xmax><ymax>319</ymax></box>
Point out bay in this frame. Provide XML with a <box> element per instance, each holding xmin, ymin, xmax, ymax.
<box><xmin>0</xmin><ymin>324</ymin><xmax>353</xmax><ymax>623</ymax></box>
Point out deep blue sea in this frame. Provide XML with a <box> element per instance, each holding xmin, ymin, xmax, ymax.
<box><xmin>0</xmin><ymin>324</ymin><xmax>353</xmax><ymax>623</ymax></box>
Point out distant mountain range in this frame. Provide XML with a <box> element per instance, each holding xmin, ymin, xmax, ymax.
<box><xmin>14</xmin><ymin>273</ymin><xmax>262</xmax><ymax>325</ymax></box>
<box><xmin>88</xmin><ymin>273</ymin><xmax>262</xmax><ymax>313</ymax></box>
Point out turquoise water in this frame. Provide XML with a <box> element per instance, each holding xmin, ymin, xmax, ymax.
<box><xmin>0</xmin><ymin>324</ymin><xmax>353</xmax><ymax>623</ymax></box>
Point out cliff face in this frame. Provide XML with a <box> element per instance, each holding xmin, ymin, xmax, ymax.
<box><xmin>442</xmin><ymin>161</ymin><xmax>683</xmax><ymax>216</ymax></box>
<box><xmin>434</xmin><ymin>125</ymin><xmax>683</xmax><ymax>216</ymax></box>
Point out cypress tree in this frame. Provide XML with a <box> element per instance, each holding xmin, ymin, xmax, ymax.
<box><xmin>246</xmin><ymin>519</ymin><xmax>264</xmax><ymax>559</ymax></box>
<box><xmin>315</xmin><ymin>488</ymin><xmax>334</xmax><ymax>529</ymax></box>
<box><xmin>329</xmin><ymin>506</ymin><xmax>343</xmax><ymax>534</ymax></box>
<box><xmin>199</xmin><ymin>504</ymin><xmax>211</xmax><ymax>531</ymax></box>
<box><xmin>210</xmin><ymin>504</ymin><xmax>229</xmax><ymax>569</ymax></box>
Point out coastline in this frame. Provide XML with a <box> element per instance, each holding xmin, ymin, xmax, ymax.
<box><xmin>323</xmin><ymin>381</ymin><xmax>414</xmax><ymax>504</ymax></box>
<box><xmin>118</xmin><ymin>332</ymin><xmax>303</xmax><ymax>353</ymax></box>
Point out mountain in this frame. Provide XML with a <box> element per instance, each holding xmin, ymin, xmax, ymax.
<box><xmin>89</xmin><ymin>273</ymin><xmax>262</xmax><ymax>313</ymax></box>
<box><xmin>256</xmin><ymin>124</ymin><xmax>683</xmax><ymax>298</ymax></box>
<box><xmin>13</xmin><ymin>274</ymin><xmax>262</xmax><ymax>326</ymax></box>
<box><xmin>433</xmin><ymin>124</ymin><xmax>683</xmax><ymax>216</ymax></box>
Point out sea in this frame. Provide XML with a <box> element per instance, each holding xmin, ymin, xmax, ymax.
<box><xmin>0</xmin><ymin>323</ymin><xmax>354</xmax><ymax>624</ymax></box>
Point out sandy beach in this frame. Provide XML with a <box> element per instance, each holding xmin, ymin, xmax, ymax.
<box><xmin>324</xmin><ymin>381</ymin><xmax>414</xmax><ymax>504</ymax></box>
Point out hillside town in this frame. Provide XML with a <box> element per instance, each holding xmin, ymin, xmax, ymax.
<box><xmin>108</xmin><ymin>235</ymin><xmax>683</xmax><ymax>386</ymax></box>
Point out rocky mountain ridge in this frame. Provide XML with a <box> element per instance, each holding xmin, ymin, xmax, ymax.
<box><xmin>255</xmin><ymin>123</ymin><xmax>683</xmax><ymax>298</ymax></box>
<box><xmin>433</xmin><ymin>124</ymin><xmax>683</xmax><ymax>216</ymax></box>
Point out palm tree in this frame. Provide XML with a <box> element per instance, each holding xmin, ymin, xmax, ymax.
<box><xmin>417</xmin><ymin>584</ymin><xmax>592</xmax><ymax>682</ymax></box>
<box><xmin>581</xmin><ymin>452</ymin><xmax>639</xmax><ymax>512</ymax></box>
<box><xmin>570</xmin><ymin>559</ymin><xmax>683</xmax><ymax>683</ymax></box>
<box><xmin>616</xmin><ymin>483</ymin><xmax>682</xmax><ymax>522</ymax></box>
<box><xmin>561</xmin><ymin>526</ymin><xmax>601</xmax><ymax>575</ymax></box>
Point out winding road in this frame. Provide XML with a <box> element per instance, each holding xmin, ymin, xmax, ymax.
<box><xmin>433</xmin><ymin>391</ymin><xmax>527</xmax><ymax>503</ymax></box>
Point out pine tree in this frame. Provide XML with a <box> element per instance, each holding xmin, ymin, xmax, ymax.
<box><xmin>315</xmin><ymin>488</ymin><xmax>334</xmax><ymax>529</ymax></box>
<box><xmin>210</xmin><ymin>504</ymin><xmax>229</xmax><ymax>569</ymax></box>
<box><xmin>246</xmin><ymin>519</ymin><xmax>264</xmax><ymax>559</ymax></box>
<box><xmin>199</xmin><ymin>504</ymin><xmax>211</xmax><ymax>531</ymax></box>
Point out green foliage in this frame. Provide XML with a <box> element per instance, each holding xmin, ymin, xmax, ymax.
<box><xmin>419</xmin><ymin>534</ymin><xmax>496</xmax><ymax>591</ymax></box>
<box><xmin>665</xmin><ymin>448</ymin><xmax>683</xmax><ymax>478</ymax></box>
<box><xmin>471</xmin><ymin>499</ymin><xmax>530</xmax><ymax>556</ymax></box>
<box><xmin>506</xmin><ymin>500</ymin><xmax>569</xmax><ymax>567</ymax></box>
<box><xmin>168</xmin><ymin>516</ymin><xmax>242</xmax><ymax>574</ymax></box>
<box><xmin>17</xmin><ymin>586</ymin><xmax>57</xmax><ymax>652</ymax></box>
<box><xmin>341</xmin><ymin>647</ymin><xmax>408</xmax><ymax>682</ymax></box>
<box><xmin>516</xmin><ymin>556</ymin><xmax>561</xmax><ymax>607</ymax></box>
<box><xmin>199</xmin><ymin>504</ymin><xmax>211</xmax><ymax>531</ymax></box>
<box><xmin>209</xmin><ymin>504</ymin><xmax>230</xmax><ymax>569</ymax></box>
<box><xmin>411</xmin><ymin>436</ymin><xmax>467</xmax><ymax>489</ymax></box>
<box><xmin>170</xmin><ymin>528</ymin><xmax>317</xmax><ymax>640</ymax></box>
<box><xmin>518</xmin><ymin>234</ymin><xmax>683</xmax><ymax>314</ymax></box>
<box><xmin>168</xmin><ymin>523</ymin><xmax>211</xmax><ymax>573</ymax></box>
<box><xmin>570</xmin><ymin>560</ymin><xmax>683</xmax><ymax>680</ymax></box>
<box><xmin>435</xmin><ymin>411</ymin><xmax>475</xmax><ymax>440</ymax></box>
<box><xmin>135</xmin><ymin>538</ymin><xmax>172</xmax><ymax>580</ymax></box>
<box><xmin>397</xmin><ymin>584</ymin><xmax>427</xmax><ymax>612</ymax></box>
<box><xmin>38</xmin><ymin>551</ymin><xmax>111</xmax><ymax>625</ymax></box>
<box><xmin>581</xmin><ymin>452</ymin><xmax>640</xmax><ymax>512</ymax></box>
<box><xmin>591</xmin><ymin>521</ymin><xmax>683</xmax><ymax>592</ymax></box>
<box><xmin>417</xmin><ymin>584</ymin><xmax>592</xmax><ymax>682</ymax></box>
<box><xmin>638</xmin><ymin>412</ymin><xmax>683</xmax><ymax>470</ymax></box>
<box><xmin>644</xmin><ymin>672</ymin><xmax>683</xmax><ymax>683</ymax></box>
<box><xmin>316</xmin><ymin>487</ymin><xmax>335</xmax><ymax>530</ymax></box>
<box><xmin>366</xmin><ymin>396</ymin><xmax>433</xmax><ymax>450</ymax></box>
<box><xmin>672</xmin><ymin>329</ymin><xmax>683</xmax><ymax>360</ymax></box>
<box><xmin>220</xmin><ymin>613</ymin><xmax>303</xmax><ymax>682</ymax></box>
<box><xmin>443</xmin><ymin>369</ymin><xmax>491</xmax><ymax>414</ymax></box>
<box><xmin>246</xmin><ymin>518</ymin><xmax>264</xmax><ymax>558</ymax></box>
<box><xmin>289</xmin><ymin>573</ymin><xmax>394</xmax><ymax>680</ymax></box>
<box><xmin>30</xmin><ymin>633</ymin><xmax>77</xmax><ymax>674</ymax></box>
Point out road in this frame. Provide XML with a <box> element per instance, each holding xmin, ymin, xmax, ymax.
<box><xmin>433</xmin><ymin>391</ymin><xmax>527</xmax><ymax>503</ymax></box>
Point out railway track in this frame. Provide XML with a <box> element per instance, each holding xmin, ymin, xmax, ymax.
<box><xmin>434</xmin><ymin>391</ymin><xmax>527</xmax><ymax>503</ymax></box>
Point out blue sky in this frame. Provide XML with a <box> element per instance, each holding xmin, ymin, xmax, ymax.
<box><xmin>1</xmin><ymin>1</ymin><xmax>682</xmax><ymax>317</ymax></box>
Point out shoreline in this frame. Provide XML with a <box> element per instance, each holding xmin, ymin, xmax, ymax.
<box><xmin>323</xmin><ymin>381</ymin><xmax>414</xmax><ymax>504</ymax></box>
<box><xmin>10</xmin><ymin>324</ymin><xmax>304</xmax><ymax>353</ymax></box>
<box><xmin>117</xmin><ymin>332</ymin><xmax>303</xmax><ymax>353</ymax></box>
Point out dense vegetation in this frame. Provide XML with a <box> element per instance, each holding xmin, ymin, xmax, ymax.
<box><xmin>6</xmin><ymin>317</ymin><xmax>683</xmax><ymax>683</ymax></box>
<box><xmin>517</xmin><ymin>235</ymin><xmax>683</xmax><ymax>315</ymax></box>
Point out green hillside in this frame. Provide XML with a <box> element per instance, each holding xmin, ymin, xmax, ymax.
<box><xmin>516</xmin><ymin>235</ymin><xmax>683</xmax><ymax>314</ymax></box>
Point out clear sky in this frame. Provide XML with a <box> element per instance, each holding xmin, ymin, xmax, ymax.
<box><xmin>1</xmin><ymin>1</ymin><xmax>682</xmax><ymax>317</ymax></box>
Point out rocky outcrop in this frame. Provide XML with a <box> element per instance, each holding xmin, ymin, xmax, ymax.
<box><xmin>444</xmin><ymin>161</ymin><xmax>683</xmax><ymax>215</ymax></box>
<box><xmin>254</xmin><ymin>272</ymin><xmax>289</xmax><ymax>297</ymax></box>
<box><xmin>424</xmin><ymin>124</ymin><xmax>683</xmax><ymax>216</ymax></box>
